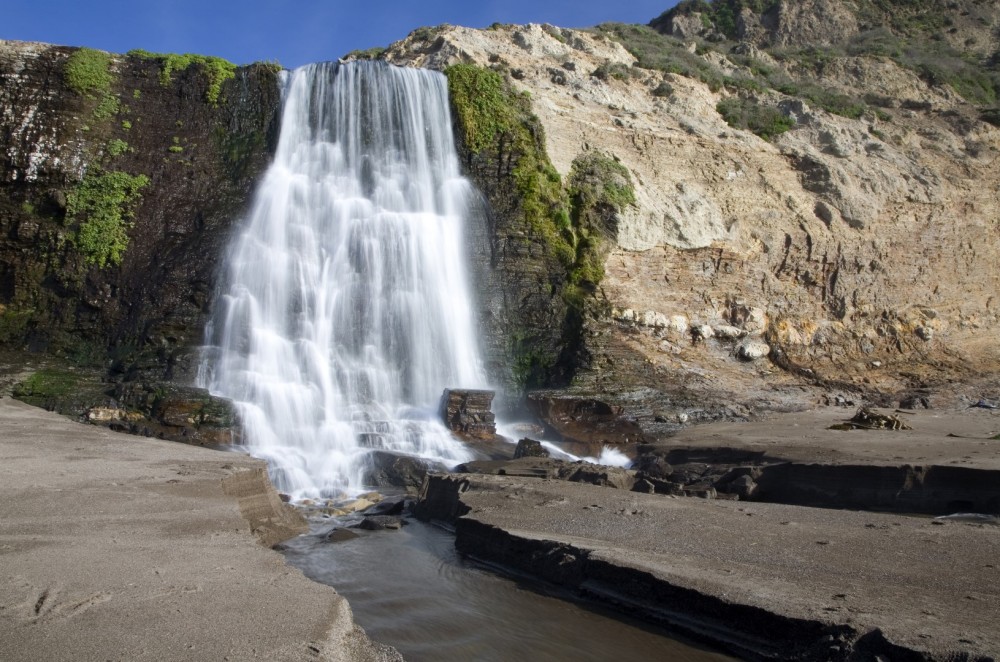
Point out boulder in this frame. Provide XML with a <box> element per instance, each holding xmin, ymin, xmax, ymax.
<box><xmin>513</xmin><ymin>438</ymin><xmax>550</xmax><ymax>459</ymax></box>
<box><xmin>363</xmin><ymin>451</ymin><xmax>446</xmax><ymax>490</ymax></box>
<box><xmin>736</xmin><ymin>339</ymin><xmax>771</xmax><ymax>361</ymax></box>
<box><xmin>557</xmin><ymin>463</ymin><xmax>637</xmax><ymax>491</ymax></box>
<box><xmin>440</xmin><ymin>389</ymin><xmax>497</xmax><ymax>440</ymax></box>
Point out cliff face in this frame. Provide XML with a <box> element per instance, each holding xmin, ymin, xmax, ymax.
<box><xmin>0</xmin><ymin>41</ymin><xmax>280</xmax><ymax>438</ymax></box>
<box><xmin>3</xmin><ymin>0</ymin><xmax>1000</xmax><ymax>443</ymax></box>
<box><xmin>382</xmin><ymin>7</ymin><xmax>1000</xmax><ymax>433</ymax></box>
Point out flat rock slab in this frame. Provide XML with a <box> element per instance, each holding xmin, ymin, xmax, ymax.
<box><xmin>655</xmin><ymin>406</ymin><xmax>1000</xmax><ymax>470</ymax></box>
<box><xmin>0</xmin><ymin>398</ymin><xmax>399</xmax><ymax>662</ymax></box>
<box><xmin>422</xmin><ymin>473</ymin><xmax>1000</xmax><ymax>659</ymax></box>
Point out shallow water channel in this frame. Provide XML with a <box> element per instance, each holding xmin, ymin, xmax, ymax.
<box><xmin>282</xmin><ymin>517</ymin><xmax>734</xmax><ymax>661</ymax></box>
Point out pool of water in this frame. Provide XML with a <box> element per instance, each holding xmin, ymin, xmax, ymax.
<box><xmin>281</xmin><ymin>517</ymin><xmax>734</xmax><ymax>661</ymax></box>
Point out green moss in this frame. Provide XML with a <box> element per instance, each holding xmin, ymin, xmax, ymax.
<box><xmin>64</xmin><ymin>47</ymin><xmax>113</xmax><ymax>97</ymax></box>
<box><xmin>0</xmin><ymin>306</ymin><xmax>35</xmax><ymax>343</ymax></box>
<box><xmin>132</xmin><ymin>89</ymin><xmax>141</xmax><ymax>99</ymax></box>
<box><xmin>121</xmin><ymin>119</ymin><xmax>132</xmax><ymax>131</ymax></box>
<box><xmin>93</xmin><ymin>93</ymin><xmax>120</xmax><ymax>120</ymax></box>
<box><xmin>12</xmin><ymin>369</ymin><xmax>79</xmax><ymax>400</ymax></box>
<box><xmin>66</xmin><ymin>170</ymin><xmax>150</xmax><ymax>268</ymax></box>
<box><xmin>129</xmin><ymin>49</ymin><xmax>237</xmax><ymax>105</ymax></box>
<box><xmin>168</xmin><ymin>145</ymin><xmax>184</xmax><ymax>153</ymax></box>
<box><xmin>106</xmin><ymin>138</ymin><xmax>130</xmax><ymax>156</ymax></box>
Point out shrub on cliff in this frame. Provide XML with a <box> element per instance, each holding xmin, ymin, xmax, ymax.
<box><xmin>717</xmin><ymin>97</ymin><xmax>795</xmax><ymax>140</ymax></box>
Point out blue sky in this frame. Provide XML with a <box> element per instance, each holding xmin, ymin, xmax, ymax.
<box><xmin>4</xmin><ymin>1</ymin><xmax>678</xmax><ymax>70</ymax></box>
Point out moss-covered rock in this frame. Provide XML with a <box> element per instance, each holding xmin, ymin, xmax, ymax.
<box><xmin>0</xmin><ymin>41</ymin><xmax>281</xmax><ymax>417</ymax></box>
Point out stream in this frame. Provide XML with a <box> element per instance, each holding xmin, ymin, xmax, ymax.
<box><xmin>281</xmin><ymin>517</ymin><xmax>734</xmax><ymax>661</ymax></box>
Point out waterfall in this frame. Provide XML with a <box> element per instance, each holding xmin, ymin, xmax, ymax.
<box><xmin>199</xmin><ymin>61</ymin><xmax>487</xmax><ymax>499</ymax></box>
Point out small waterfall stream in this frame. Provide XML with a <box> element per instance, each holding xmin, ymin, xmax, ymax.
<box><xmin>199</xmin><ymin>61</ymin><xmax>486</xmax><ymax>499</ymax></box>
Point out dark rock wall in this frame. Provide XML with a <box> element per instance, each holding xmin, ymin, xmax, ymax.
<box><xmin>0</xmin><ymin>41</ymin><xmax>281</xmax><ymax>382</ymax></box>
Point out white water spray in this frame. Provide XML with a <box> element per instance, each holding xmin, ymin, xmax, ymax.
<box><xmin>199</xmin><ymin>61</ymin><xmax>487</xmax><ymax>499</ymax></box>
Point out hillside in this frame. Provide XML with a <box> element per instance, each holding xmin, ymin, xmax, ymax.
<box><xmin>375</xmin><ymin>0</ymin><xmax>1000</xmax><ymax>435</ymax></box>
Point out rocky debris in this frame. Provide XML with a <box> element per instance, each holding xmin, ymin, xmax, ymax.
<box><xmin>526</xmin><ymin>394</ymin><xmax>645</xmax><ymax>444</ymax></box>
<box><xmin>513</xmin><ymin>438</ymin><xmax>550</xmax><ymax>459</ymax></box>
<box><xmin>363</xmin><ymin>450</ymin><xmax>447</xmax><ymax>491</ymax></box>
<box><xmin>558</xmin><ymin>464</ymin><xmax>636</xmax><ymax>491</ymax></box>
<box><xmin>632</xmin><ymin>454</ymin><xmax>672</xmax><ymax>480</ymax></box>
<box><xmin>368</xmin><ymin>495</ymin><xmax>410</xmax><ymax>516</ymax></box>
<box><xmin>416</xmin><ymin>472</ymin><xmax>1000</xmax><ymax>659</ymax></box>
<box><xmin>714</xmin><ymin>467</ymin><xmax>762</xmax><ymax>500</ymax></box>
<box><xmin>440</xmin><ymin>389</ymin><xmax>496</xmax><ymax>440</ymax></box>
<box><xmin>830</xmin><ymin>408</ymin><xmax>912</xmax><ymax>431</ymax></box>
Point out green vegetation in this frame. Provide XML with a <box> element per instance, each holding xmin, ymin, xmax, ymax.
<box><xmin>93</xmin><ymin>94</ymin><xmax>120</xmax><ymax>120</ymax></box>
<box><xmin>446</xmin><ymin>63</ymin><xmax>576</xmax><ymax>267</ymax></box>
<box><xmin>66</xmin><ymin>170</ymin><xmax>150</xmax><ymax>268</ymax></box>
<box><xmin>717</xmin><ymin>97</ymin><xmax>795</xmax><ymax>140</ymax></box>
<box><xmin>168</xmin><ymin>145</ymin><xmax>184</xmax><ymax>153</ymax></box>
<box><xmin>121</xmin><ymin>120</ymin><xmax>132</xmax><ymax>131</ymax></box>
<box><xmin>106</xmin><ymin>139</ymin><xmax>130</xmax><ymax>156</ymax></box>
<box><xmin>12</xmin><ymin>369</ymin><xmax>79</xmax><ymax>401</ymax></box>
<box><xmin>346</xmin><ymin>47</ymin><xmax>387</xmax><ymax>60</ymax></box>
<box><xmin>566</xmin><ymin>152</ymin><xmax>635</xmax><ymax>292</ymax></box>
<box><xmin>591</xmin><ymin>60</ymin><xmax>633</xmax><ymax>82</ymax></box>
<box><xmin>0</xmin><ymin>306</ymin><xmax>34</xmax><ymax>344</ymax></box>
<box><xmin>128</xmin><ymin>50</ymin><xmax>237</xmax><ymax>105</ymax></box>
<box><xmin>63</xmin><ymin>47</ymin><xmax>121</xmax><ymax>122</ymax></box>
<box><xmin>660</xmin><ymin>0</ymin><xmax>779</xmax><ymax>40</ymax></box>
<box><xmin>64</xmin><ymin>48</ymin><xmax>113</xmax><ymax>97</ymax></box>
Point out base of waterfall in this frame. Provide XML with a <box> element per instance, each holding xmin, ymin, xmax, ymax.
<box><xmin>0</xmin><ymin>398</ymin><xmax>400</xmax><ymax>662</ymax></box>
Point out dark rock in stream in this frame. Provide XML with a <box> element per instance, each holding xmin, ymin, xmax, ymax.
<box><xmin>321</xmin><ymin>528</ymin><xmax>361</xmax><ymax>543</ymax></box>
<box><xmin>363</xmin><ymin>451</ymin><xmax>446</xmax><ymax>491</ymax></box>
<box><xmin>513</xmin><ymin>438</ymin><xmax>550</xmax><ymax>459</ymax></box>
<box><xmin>355</xmin><ymin>516</ymin><xmax>406</xmax><ymax>531</ymax></box>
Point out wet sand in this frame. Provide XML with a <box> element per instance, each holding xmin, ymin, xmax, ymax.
<box><xmin>0</xmin><ymin>398</ymin><xmax>399</xmax><ymax>662</ymax></box>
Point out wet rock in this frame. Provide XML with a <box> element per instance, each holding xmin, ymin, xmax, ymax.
<box><xmin>355</xmin><ymin>515</ymin><xmax>405</xmax><ymax>531</ymax></box>
<box><xmin>632</xmin><ymin>454</ymin><xmax>672</xmax><ymax>480</ymax></box>
<box><xmin>513</xmin><ymin>438</ymin><xmax>550</xmax><ymax>459</ymax></box>
<box><xmin>440</xmin><ymin>389</ymin><xmax>497</xmax><ymax>440</ymax></box>
<box><xmin>369</xmin><ymin>496</ymin><xmax>410</xmax><ymax>516</ymax></box>
<box><xmin>321</xmin><ymin>528</ymin><xmax>360</xmax><ymax>543</ymax></box>
<box><xmin>527</xmin><ymin>394</ymin><xmax>645</xmax><ymax>444</ymax></box>
<box><xmin>363</xmin><ymin>450</ymin><xmax>446</xmax><ymax>491</ymax></box>
<box><xmin>337</xmin><ymin>498</ymin><xmax>375</xmax><ymax>514</ymax></box>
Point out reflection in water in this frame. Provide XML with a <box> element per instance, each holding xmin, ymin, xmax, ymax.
<box><xmin>282</xmin><ymin>519</ymin><xmax>733</xmax><ymax>662</ymax></box>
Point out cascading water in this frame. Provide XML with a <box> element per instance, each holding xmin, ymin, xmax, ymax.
<box><xmin>199</xmin><ymin>61</ymin><xmax>487</xmax><ymax>499</ymax></box>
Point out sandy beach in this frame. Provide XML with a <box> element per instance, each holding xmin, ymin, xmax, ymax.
<box><xmin>0</xmin><ymin>398</ymin><xmax>399</xmax><ymax>662</ymax></box>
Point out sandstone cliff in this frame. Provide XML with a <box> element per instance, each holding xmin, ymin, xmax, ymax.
<box><xmin>379</xmin><ymin>2</ymin><xmax>1000</xmax><ymax>433</ymax></box>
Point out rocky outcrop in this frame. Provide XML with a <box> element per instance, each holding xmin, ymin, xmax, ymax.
<box><xmin>0</xmin><ymin>40</ymin><xmax>280</xmax><ymax>434</ymax></box>
<box><xmin>0</xmin><ymin>41</ymin><xmax>283</xmax><ymax>441</ymax></box>
<box><xmin>416</xmin><ymin>471</ymin><xmax>1000</xmax><ymax>659</ymax></box>
<box><xmin>381</xmin><ymin>11</ymin><xmax>1000</xmax><ymax>432</ymax></box>
<box><xmin>440</xmin><ymin>388</ymin><xmax>497</xmax><ymax>440</ymax></box>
